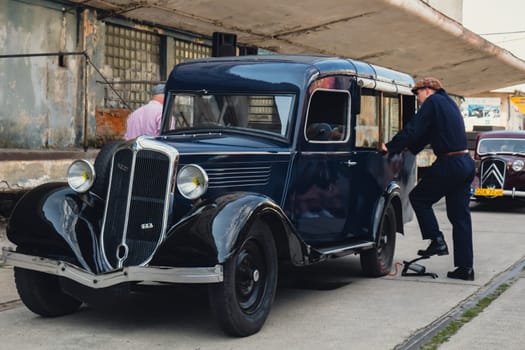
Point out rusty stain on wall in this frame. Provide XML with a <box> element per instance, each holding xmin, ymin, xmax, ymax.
<box><xmin>95</xmin><ymin>108</ymin><xmax>130</xmax><ymax>145</ymax></box>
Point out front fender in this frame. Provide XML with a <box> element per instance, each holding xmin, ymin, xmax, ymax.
<box><xmin>152</xmin><ymin>192</ymin><xmax>307</xmax><ymax>267</ymax></box>
<box><xmin>7</xmin><ymin>182</ymin><xmax>106</xmax><ymax>272</ymax></box>
<box><xmin>371</xmin><ymin>183</ymin><xmax>404</xmax><ymax>242</ymax></box>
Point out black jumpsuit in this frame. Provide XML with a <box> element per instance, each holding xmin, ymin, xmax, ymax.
<box><xmin>386</xmin><ymin>89</ymin><xmax>475</xmax><ymax>268</ymax></box>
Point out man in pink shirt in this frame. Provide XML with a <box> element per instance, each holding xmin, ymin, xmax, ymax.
<box><xmin>124</xmin><ymin>84</ymin><xmax>165</xmax><ymax>140</ymax></box>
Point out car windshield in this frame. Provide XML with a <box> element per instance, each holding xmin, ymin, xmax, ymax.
<box><xmin>477</xmin><ymin>137</ymin><xmax>525</xmax><ymax>155</ymax></box>
<box><xmin>162</xmin><ymin>92</ymin><xmax>295</xmax><ymax>139</ymax></box>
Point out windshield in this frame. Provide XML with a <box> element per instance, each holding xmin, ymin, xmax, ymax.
<box><xmin>477</xmin><ymin>138</ymin><xmax>525</xmax><ymax>155</ymax></box>
<box><xmin>162</xmin><ymin>93</ymin><xmax>295</xmax><ymax>139</ymax></box>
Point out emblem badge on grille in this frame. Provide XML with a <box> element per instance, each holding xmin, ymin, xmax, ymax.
<box><xmin>480</xmin><ymin>159</ymin><xmax>505</xmax><ymax>188</ymax></box>
<box><xmin>141</xmin><ymin>223</ymin><xmax>154</xmax><ymax>230</ymax></box>
<box><xmin>117</xmin><ymin>162</ymin><xmax>129</xmax><ymax>172</ymax></box>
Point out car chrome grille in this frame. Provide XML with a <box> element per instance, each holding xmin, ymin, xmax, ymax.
<box><xmin>480</xmin><ymin>158</ymin><xmax>506</xmax><ymax>189</ymax></box>
<box><xmin>206</xmin><ymin>166</ymin><xmax>271</xmax><ymax>188</ymax></box>
<box><xmin>101</xmin><ymin>142</ymin><xmax>175</xmax><ymax>270</ymax></box>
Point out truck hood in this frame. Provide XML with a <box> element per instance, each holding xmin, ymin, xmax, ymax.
<box><xmin>150</xmin><ymin>132</ymin><xmax>290</xmax><ymax>154</ymax></box>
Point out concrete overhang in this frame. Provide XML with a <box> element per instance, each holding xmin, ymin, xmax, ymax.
<box><xmin>70</xmin><ymin>0</ymin><xmax>525</xmax><ymax>96</ymax></box>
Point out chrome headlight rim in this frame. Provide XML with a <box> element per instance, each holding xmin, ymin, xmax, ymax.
<box><xmin>512</xmin><ymin>159</ymin><xmax>524</xmax><ymax>172</ymax></box>
<box><xmin>67</xmin><ymin>159</ymin><xmax>96</xmax><ymax>193</ymax></box>
<box><xmin>176</xmin><ymin>164</ymin><xmax>209</xmax><ymax>200</ymax></box>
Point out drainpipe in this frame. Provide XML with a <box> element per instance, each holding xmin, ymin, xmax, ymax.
<box><xmin>81</xmin><ymin>9</ymin><xmax>89</xmax><ymax>152</ymax></box>
<box><xmin>84</xmin><ymin>53</ymin><xmax>89</xmax><ymax>151</ymax></box>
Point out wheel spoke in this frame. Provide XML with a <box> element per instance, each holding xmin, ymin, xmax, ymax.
<box><xmin>235</xmin><ymin>239</ymin><xmax>266</xmax><ymax>312</ymax></box>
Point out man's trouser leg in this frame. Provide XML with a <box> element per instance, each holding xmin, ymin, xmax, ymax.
<box><xmin>409</xmin><ymin>174</ymin><xmax>447</xmax><ymax>240</ymax></box>
<box><xmin>445</xmin><ymin>180</ymin><xmax>473</xmax><ymax>268</ymax></box>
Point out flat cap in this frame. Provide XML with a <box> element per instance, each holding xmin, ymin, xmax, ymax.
<box><xmin>151</xmin><ymin>83</ymin><xmax>165</xmax><ymax>96</ymax></box>
<box><xmin>411</xmin><ymin>77</ymin><xmax>443</xmax><ymax>93</ymax></box>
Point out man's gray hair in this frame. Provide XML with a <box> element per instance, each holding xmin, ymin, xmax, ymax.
<box><xmin>151</xmin><ymin>83</ymin><xmax>165</xmax><ymax>96</ymax></box>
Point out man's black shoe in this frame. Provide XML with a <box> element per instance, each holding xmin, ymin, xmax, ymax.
<box><xmin>447</xmin><ymin>267</ymin><xmax>475</xmax><ymax>281</ymax></box>
<box><xmin>417</xmin><ymin>236</ymin><xmax>449</xmax><ymax>257</ymax></box>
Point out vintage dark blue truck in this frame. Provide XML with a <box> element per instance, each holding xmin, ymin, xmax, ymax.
<box><xmin>2</xmin><ymin>55</ymin><xmax>417</xmax><ymax>336</ymax></box>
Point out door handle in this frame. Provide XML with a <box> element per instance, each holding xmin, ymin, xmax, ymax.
<box><xmin>343</xmin><ymin>160</ymin><xmax>357</xmax><ymax>167</ymax></box>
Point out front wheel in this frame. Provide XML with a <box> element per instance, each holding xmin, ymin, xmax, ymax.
<box><xmin>14</xmin><ymin>267</ymin><xmax>82</xmax><ymax>317</ymax></box>
<box><xmin>360</xmin><ymin>204</ymin><xmax>397</xmax><ymax>277</ymax></box>
<box><xmin>208</xmin><ymin>220</ymin><xmax>278</xmax><ymax>337</ymax></box>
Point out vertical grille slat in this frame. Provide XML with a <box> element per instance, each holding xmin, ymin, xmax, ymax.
<box><xmin>101</xmin><ymin>147</ymin><xmax>171</xmax><ymax>269</ymax></box>
<box><xmin>103</xmin><ymin>149</ymin><xmax>133</xmax><ymax>267</ymax></box>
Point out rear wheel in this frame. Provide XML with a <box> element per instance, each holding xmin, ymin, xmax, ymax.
<box><xmin>208</xmin><ymin>221</ymin><xmax>278</xmax><ymax>337</ymax></box>
<box><xmin>360</xmin><ymin>204</ymin><xmax>397</xmax><ymax>277</ymax></box>
<box><xmin>14</xmin><ymin>267</ymin><xmax>82</xmax><ymax>317</ymax></box>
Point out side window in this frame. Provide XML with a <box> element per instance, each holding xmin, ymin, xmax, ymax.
<box><xmin>305</xmin><ymin>89</ymin><xmax>349</xmax><ymax>142</ymax></box>
<box><xmin>356</xmin><ymin>91</ymin><xmax>379</xmax><ymax>148</ymax></box>
<box><xmin>383</xmin><ymin>94</ymin><xmax>400</xmax><ymax>142</ymax></box>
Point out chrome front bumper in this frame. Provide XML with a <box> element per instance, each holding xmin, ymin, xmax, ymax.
<box><xmin>1</xmin><ymin>247</ymin><xmax>223</xmax><ymax>288</ymax></box>
<box><xmin>503</xmin><ymin>189</ymin><xmax>525</xmax><ymax>198</ymax></box>
<box><xmin>471</xmin><ymin>188</ymin><xmax>525</xmax><ymax>199</ymax></box>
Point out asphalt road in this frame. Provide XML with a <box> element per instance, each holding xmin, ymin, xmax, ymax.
<box><xmin>1</xmin><ymin>199</ymin><xmax>524</xmax><ymax>349</ymax></box>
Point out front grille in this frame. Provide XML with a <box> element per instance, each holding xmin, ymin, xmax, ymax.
<box><xmin>102</xmin><ymin>146</ymin><xmax>172</xmax><ymax>269</ymax></box>
<box><xmin>480</xmin><ymin>158</ymin><xmax>506</xmax><ymax>189</ymax></box>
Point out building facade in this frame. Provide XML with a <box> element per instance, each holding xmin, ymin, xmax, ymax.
<box><xmin>0</xmin><ymin>0</ymin><xmax>213</xmax><ymax>150</ymax></box>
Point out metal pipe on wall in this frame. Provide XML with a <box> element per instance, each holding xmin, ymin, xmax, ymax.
<box><xmin>1</xmin><ymin>50</ymin><xmax>131</xmax><ymax>150</ymax></box>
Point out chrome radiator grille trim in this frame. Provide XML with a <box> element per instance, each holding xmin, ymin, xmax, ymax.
<box><xmin>206</xmin><ymin>166</ymin><xmax>271</xmax><ymax>188</ymax></box>
<box><xmin>100</xmin><ymin>137</ymin><xmax>178</xmax><ymax>271</ymax></box>
<box><xmin>480</xmin><ymin>158</ymin><xmax>506</xmax><ymax>189</ymax></box>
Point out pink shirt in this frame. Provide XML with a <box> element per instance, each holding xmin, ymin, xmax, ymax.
<box><xmin>124</xmin><ymin>100</ymin><xmax>163</xmax><ymax>140</ymax></box>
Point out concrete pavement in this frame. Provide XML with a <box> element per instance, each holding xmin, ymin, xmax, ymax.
<box><xmin>0</xmin><ymin>200</ymin><xmax>524</xmax><ymax>349</ymax></box>
<box><xmin>440</xmin><ymin>271</ymin><xmax>525</xmax><ymax>350</ymax></box>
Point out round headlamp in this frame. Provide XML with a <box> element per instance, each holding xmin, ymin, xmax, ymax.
<box><xmin>176</xmin><ymin>164</ymin><xmax>208</xmax><ymax>200</ymax></box>
<box><xmin>67</xmin><ymin>160</ymin><xmax>95</xmax><ymax>193</ymax></box>
<box><xmin>511</xmin><ymin>159</ymin><xmax>524</xmax><ymax>172</ymax></box>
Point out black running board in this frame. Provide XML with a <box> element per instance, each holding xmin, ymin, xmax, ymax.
<box><xmin>316</xmin><ymin>241</ymin><xmax>375</xmax><ymax>258</ymax></box>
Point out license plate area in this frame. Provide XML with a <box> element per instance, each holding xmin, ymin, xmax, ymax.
<box><xmin>474</xmin><ymin>188</ymin><xmax>503</xmax><ymax>197</ymax></box>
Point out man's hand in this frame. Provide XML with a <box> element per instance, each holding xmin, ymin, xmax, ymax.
<box><xmin>381</xmin><ymin>143</ymin><xmax>388</xmax><ymax>153</ymax></box>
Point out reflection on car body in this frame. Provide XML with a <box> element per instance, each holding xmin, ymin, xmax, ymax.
<box><xmin>3</xmin><ymin>55</ymin><xmax>418</xmax><ymax>336</ymax></box>
<box><xmin>471</xmin><ymin>130</ymin><xmax>525</xmax><ymax>201</ymax></box>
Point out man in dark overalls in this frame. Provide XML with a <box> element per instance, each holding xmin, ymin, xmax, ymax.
<box><xmin>382</xmin><ymin>77</ymin><xmax>476</xmax><ymax>281</ymax></box>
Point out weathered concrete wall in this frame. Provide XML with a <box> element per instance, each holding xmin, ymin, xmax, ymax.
<box><xmin>1</xmin><ymin>0</ymin><xmax>79</xmax><ymax>148</ymax></box>
<box><xmin>0</xmin><ymin>149</ymin><xmax>98</xmax><ymax>189</ymax></box>
<box><xmin>0</xmin><ymin>149</ymin><xmax>98</xmax><ymax>217</ymax></box>
<box><xmin>0</xmin><ymin>0</ymin><xmax>106</xmax><ymax>149</ymax></box>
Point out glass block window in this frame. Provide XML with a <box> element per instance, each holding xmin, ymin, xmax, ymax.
<box><xmin>105</xmin><ymin>24</ymin><xmax>161</xmax><ymax>109</ymax></box>
<box><xmin>174</xmin><ymin>39</ymin><xmax>211</xmax><ymax>65</ymax></box>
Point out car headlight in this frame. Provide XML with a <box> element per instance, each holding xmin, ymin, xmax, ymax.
<box><xmin>67</xmin><ymin>160</ymin><xmax>95</xmax><ymax>193</ymax></box>
<box><xmin>512</xmin><ymin>160</ymin><xmax>524</xmax><ymax>172</ymax></box>
<box><xmin>176</xmin><ymin>164</ymin><xmax>208</xmax><ymax>200</ymax></box>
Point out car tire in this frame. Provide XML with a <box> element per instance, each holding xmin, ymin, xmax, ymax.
<box><xmin>208</xmin><ymin>220</ymin><xmax>278</xmax><ymax>337</ymax></box>
<box><xmin>360</xmin><ymin>204</ymin><xmax>397</xmax><ymax>277</ymax></box>
<box><xmin>92</xmin><ymin>141</ymin><xmax>123</xmax><ymax>198</ymax></box>
<box><xmin>14</xmin><ymin>267</ymin><xmax>82</xmax><ymax>317</ymax></box>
